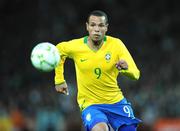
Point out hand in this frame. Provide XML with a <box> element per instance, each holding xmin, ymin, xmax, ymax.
<box><xmin>55</xmin><ymin>82</ymin><xmax>69</xmax><ymax>95</ymax></box>
<box><xmin>116</xmin><ymin>59</ymin><xmax>128</xmax><ymax>70</ymax></box>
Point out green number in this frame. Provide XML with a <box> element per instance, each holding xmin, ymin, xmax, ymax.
<box><xmin>94</xmin><ymin>68</ymin><xmax>101</xmax><ymax>79</ymax></box>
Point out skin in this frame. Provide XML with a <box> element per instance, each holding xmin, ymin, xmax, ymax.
<box><xmin>91</xmin><ymin>122</ymin><xmax>109</xmax><ymax>131</ymax></box>
<box><xmin>55</xmin><ymin>15</ymin><xmax>128</xmax><ymax>131</ymax></box>
<box><xmin>86</xmin><ymin>15</ymin><xmax>108</xmax><ymax>50</ymax></box>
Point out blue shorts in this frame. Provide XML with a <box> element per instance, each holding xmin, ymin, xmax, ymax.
<box><xmin>81</xmin><ymin>98</ymin><xmax>142</xmax><ymax>131</ymax></box>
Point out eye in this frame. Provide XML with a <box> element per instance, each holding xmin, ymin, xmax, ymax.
<box><xmin>99</xmin><ymin>24</ymin><xmax>106</xmax><ymax>27</ymax></box>
<box><xmin>89</xmin><ymin>23</ymin><xmax>96</xmax><ymax>27</ymax></box>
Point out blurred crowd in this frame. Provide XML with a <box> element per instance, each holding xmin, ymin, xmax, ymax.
<box><xmin>0</xmin><ymin>0</ymin><xmax>179</xmax><ymax>130</ymax></box>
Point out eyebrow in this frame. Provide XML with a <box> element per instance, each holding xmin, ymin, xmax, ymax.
<box><xmin>89</xmin><ymin>21</ymin><xmax>106</xmax><ymax>25</ymax></box>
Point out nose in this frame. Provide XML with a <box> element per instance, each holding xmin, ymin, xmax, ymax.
<box><xmin>94</xmin><ymin>25</ymin><xmax>100</xmax><ymax>32</ymax></box>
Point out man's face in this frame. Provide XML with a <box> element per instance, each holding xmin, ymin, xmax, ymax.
<box><xmin>86</xmin><ymin>15</ymin><xmax>108</xmax><ymax>42</ymax></box>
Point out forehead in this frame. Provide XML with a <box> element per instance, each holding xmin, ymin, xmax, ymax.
<box><xmin>88</xmin><ymin>15</ymin><xmax>106</xmax><ymax>24</ymax></box>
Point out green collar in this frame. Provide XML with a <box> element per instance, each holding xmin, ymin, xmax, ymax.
<box><xmin>84</xmin><ymin>36</ymin><xmax>107</xmax><ymax>44</ymax></box>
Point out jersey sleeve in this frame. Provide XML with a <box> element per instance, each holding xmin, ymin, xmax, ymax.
<box><xmin>118</xmin><ymin>40</ymin><xmax>140</xmax><ymax>80</ymax></box>
<box><xmin>54</xmin><ymin>42</ymin><xmax>72</xmax><ymax>84</ymax></box>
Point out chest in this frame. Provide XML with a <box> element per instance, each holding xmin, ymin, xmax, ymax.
<box><xmin>73</xmin><ymin>45</ymin><xmax>119</xmax><ymax>72</ymax></box>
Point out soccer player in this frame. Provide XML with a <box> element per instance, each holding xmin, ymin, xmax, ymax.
<box><xmin>54</xmin><ymin>10</ymin><xmax>141</xmax><ymax>131</ymax></box>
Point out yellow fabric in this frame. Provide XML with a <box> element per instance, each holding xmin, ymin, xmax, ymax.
<box><xmin>55</xmin><ymin>36</ymin><xmax>140</xmax><ymax>110</ymax></box>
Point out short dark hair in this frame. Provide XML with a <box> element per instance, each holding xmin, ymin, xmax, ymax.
<box><xmin>87</xmin><ymin>10</ymin><xmax>108</xmax><ymax>24</ymax></box>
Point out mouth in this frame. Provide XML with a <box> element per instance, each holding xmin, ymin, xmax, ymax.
<box><xmin>93</xmin><ymin>34</ymin><xmax>101</xmax><ymax>38</ymax></box>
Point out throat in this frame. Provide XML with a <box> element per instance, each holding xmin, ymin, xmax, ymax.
<box><xmin>88</xmin><ymin>39</ymin><xmax>103</xmax><ymax>51</ymax></box>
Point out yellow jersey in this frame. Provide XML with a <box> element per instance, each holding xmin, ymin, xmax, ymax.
<box><xmin>55</xmin><ymin>36</ymin><xmax>140</xmax><ymax>110</ymax></box>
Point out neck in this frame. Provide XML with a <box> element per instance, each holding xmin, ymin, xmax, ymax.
<box><xmin>88</xmin><ymin>37</ymin><xmax>103</xmax><ymax>50</ymax></box>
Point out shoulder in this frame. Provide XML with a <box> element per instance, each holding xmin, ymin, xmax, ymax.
<box><xmin>106</xmin><ymin>35</ymin><xmax>125</xmax><ymax>46</ymax></box>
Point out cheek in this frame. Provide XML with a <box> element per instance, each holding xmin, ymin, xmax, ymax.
<box><xmin>87</xmin><ymin>28</ymin><xmax>93</xmax><ymax>33</ymax></box>
<box><xmin>101</xmin><ymin>27</ymin><xmax>107</xmax><ymax>33</ymax></box>
<box><xmin>105</xmin><ymin>27</ymin><xmax>108</xmax><ymax>32</ymax></box>
<box><xmin>86</xmin><ymin>25</ymin><xmax>91</xmax><ymax>32</ymax></box>
<box><xmin>87</xmin><ymin>29</ymin><xmax>91</xmax><ymax>34</ymax></box>
<box><xmin>102</xmin><ymin>29</ymin><xmax>107</xmax><ymax>34</ymax></box>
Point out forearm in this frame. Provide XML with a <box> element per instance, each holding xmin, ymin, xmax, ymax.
<box><xmin>55</xmin><ymin>41</ymin><xmax>72</xmax><ymax>84</ymax></box>
<box><xmin>120</xmin><ymin>68</ymin><xmax>140</xmax><ymax>80</ymax></box>
<box><xmin>54</xmin><ymin>57</ymin><xmax>66</xmax><ymax>84</ymax></box>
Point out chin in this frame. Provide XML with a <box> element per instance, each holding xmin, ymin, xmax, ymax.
<box><xmin>92</xmin><ymin>39</ymin><xmax>100</xmax><ymax>43</ymax></box>
<box><xmin>92</xmin><ymin>38</ymin><xmax>99</xmax><ymax>42</ymax></box>
<box><xmin>93</xmin><ymin>36</ymin><xmax>101</xmax><ymax>41</ymax></box>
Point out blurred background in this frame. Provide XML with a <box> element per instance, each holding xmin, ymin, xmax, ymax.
<box><xmin>0</xmin><ymin>0</ymin><xmax>180</xmax><ymax>131</ymax></box>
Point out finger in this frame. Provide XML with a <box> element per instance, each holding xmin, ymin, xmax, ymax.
<box><xmin>56</xmin><ymin>87</ymin><xmax>66</xmax><ymax>94</ymax></box>
<box><xmin>62</xmin><ymin>88</ymin><xmax>69</xmax><ymax>95</ymax></box>
<box><xmin>121</xmin><ymin>63</ymin><xmax>126</xmax><ymax>67</ymax></box>
<box><xmin>62</xmin><ymin>90</ymin><xmax>67</xmax><ymax>95</ymax></box>
<box><xmin>117</xmin><ymin>61</ymin><xmax>125</xmax><ymax>67</ymax></box>
<box><xmin>63</xmin><ymin>88</ymin><xmax>69</xmax><ymax>95</ymax></box>
<box><xmin>123</xmin><ymin>66</ymin><xmax>128</xmax><ymax>70</ymax></box>
<box><xmin>121</xmin><ymin>64</ymin><xmax>128</xmax><ymax>69</ymax></box>
<box><xmin>119</xmin><ymin>60</ymin><xmax>128</xmax><ymax>69</ymax></box>
<box><xmin>66</xmin><ymin>91</ymin><xmax>69</xmax><ymax>95</ymax></box>
<box><xmin>115</xmin><ymin>64</ymin><xmax>121</xmax><ymax>70</ymax></box>
<box><xmin>55</xmin><ymin>88</ymin><xmax>62</xmax><ymax>92</ymax></box>
<box><xmin>62</xmin><ymin>90</ymin><xmax>69</xmax><ymax>95</ymax></box>
<box><xmin>117</xmin><ymin>66</ymin><xmax>121</xmax><ymax>70</ymax></box>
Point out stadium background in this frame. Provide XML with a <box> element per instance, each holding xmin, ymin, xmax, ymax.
<box><xmin>0</xmin><ymin>0</ymin><xmax>179</xmax><ymax>130</ymax></box>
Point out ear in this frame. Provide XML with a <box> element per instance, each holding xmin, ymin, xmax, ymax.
<box><xmin>105</xmin><ymin>24</ymin><xmax>109</xmax><ymax>32</ymax></box>
<box><xmin>86</xmin><ymin>22</ymin><xmax>89</xmax><ymax>31</ymax></box>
